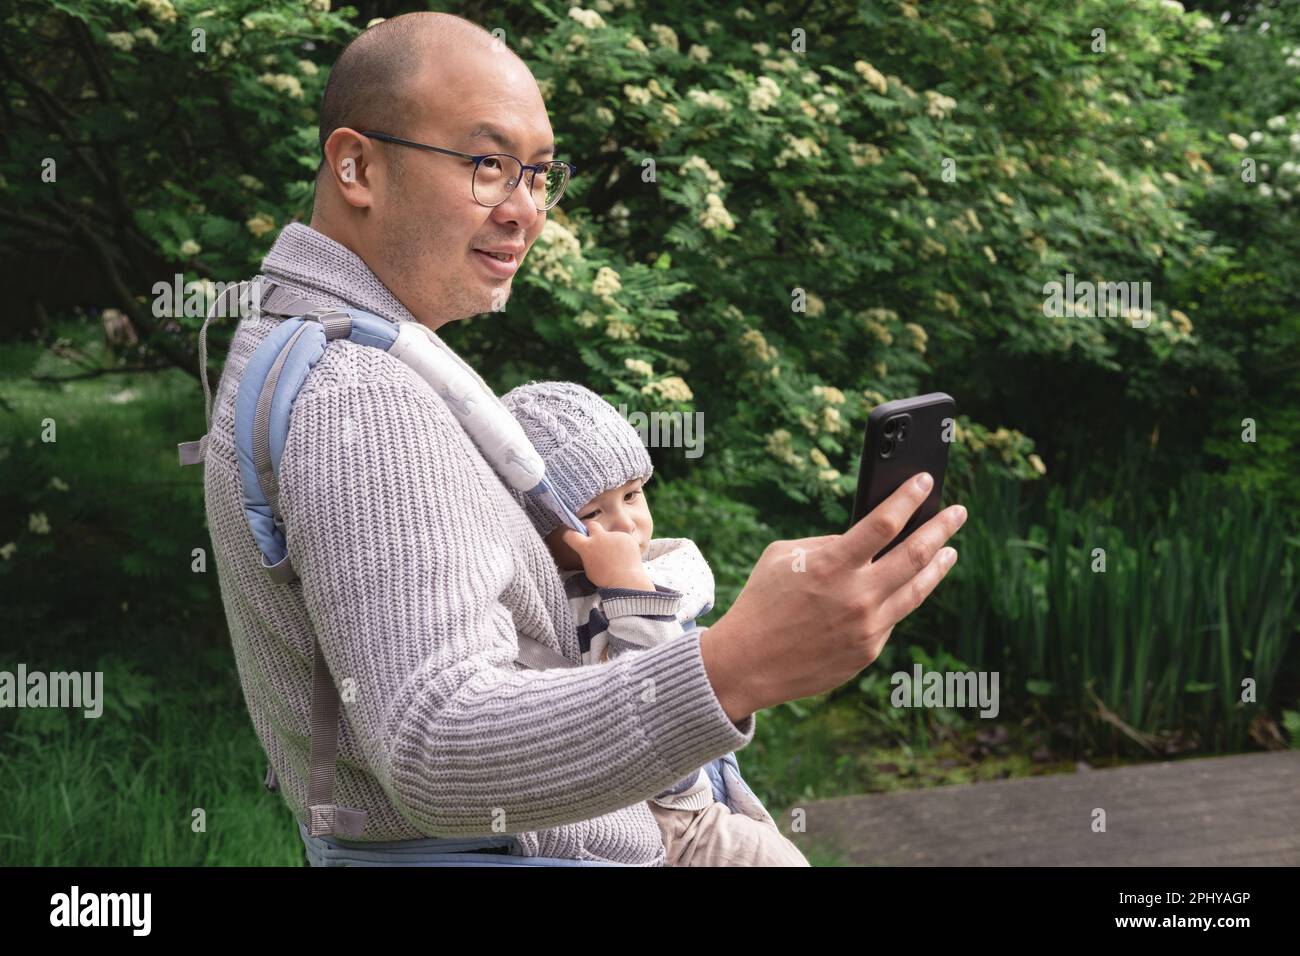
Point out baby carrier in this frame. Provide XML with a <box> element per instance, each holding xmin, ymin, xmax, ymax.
<box><xmin>179</xmin><ymin>279</ymin><xmax>756</xmax><ymax>863</ymax></box>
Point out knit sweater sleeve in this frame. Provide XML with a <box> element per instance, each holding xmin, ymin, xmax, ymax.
<box><xmin>277</xmin><ymin>364</ymin><xmax>755</xmax><ymax>838</ymax></box>
<box><xmin>598</xmin><ymin>584</ymin><xmax>687</xmax><ymax>660</ymax></box>
<box><xmin>592</xmin><ymin>587</ymin><xmax>718</xmax><ymax>803</ymax></box>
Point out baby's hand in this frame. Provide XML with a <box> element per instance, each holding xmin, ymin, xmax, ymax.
<box><xmin>560</xmin><ymin>523</ymin><xmax>654</xmax><ymax>590</ymax></box>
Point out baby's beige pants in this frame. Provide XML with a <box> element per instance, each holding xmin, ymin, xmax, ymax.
<box><xmin>649</xmin><ymin>800</ymin><xmax>810</xmax><ymax>866</ymax></box>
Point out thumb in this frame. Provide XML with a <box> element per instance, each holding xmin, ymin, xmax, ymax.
<box><xmin>562</xmin><ymin>520</ymin><xmax>600</xmax><ymax>548</ymax></box>
<box><xmin>560</xmin><ymin>526</ymin><xmax>590</xmax><ymax>551</ymax></box>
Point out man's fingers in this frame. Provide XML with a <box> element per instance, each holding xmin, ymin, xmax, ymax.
<box><xmin>785</xmin><ymin>533</ymin><xmax>840</xmax><ymax>557</ymax></box>
<box><xmin>876</xmin><ymin>546</ymin><xmax>959</xmax><ymax>627</ymax></box>
<box><xmin>838</xmin><ymin>472</ymin><xmax>935</xmax><ymax>566</ymax></box>
<box><xmin>869</xmin><ymin>503</ymin><xmax>968</xmax><ymax>593</ymax></box>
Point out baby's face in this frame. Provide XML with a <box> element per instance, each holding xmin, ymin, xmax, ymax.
<box><xmin>545</xmin><ymin>476</ymin><xmax>653</xmax><ymax>572</ymax></box>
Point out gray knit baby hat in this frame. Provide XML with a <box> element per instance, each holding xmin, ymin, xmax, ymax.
<box><xmin>500</xmin><ymin>380</ymin><xmax>653</xmax><ymax>538</ymax></box>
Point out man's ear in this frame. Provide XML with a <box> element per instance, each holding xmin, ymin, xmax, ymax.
<box><xmin>321</xmin><ymin>127</ymin><xmax>377</xmax><ymax>209</ymax></box>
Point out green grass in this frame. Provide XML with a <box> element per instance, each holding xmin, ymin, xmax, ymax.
<box><xmin>0</xmin><ymin>322</ymin><xmax>213</xmax><ymax>636</ymax></box>
<box><xmin>0</xmin><ymin>323</ymin><xmax>302</xmax><ymax>865</ymax></box>
<box><xmin>0</xmin><ymin>628</ymin><xmax>304</xmax><ymax>866</ymax></box>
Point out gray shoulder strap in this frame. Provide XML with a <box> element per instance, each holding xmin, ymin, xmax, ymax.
<box><xmin>177</xmin><ymin>282</ymin><xmax>245</xmax><ymax>467</ymax></box>
<box><xmin>305</xmin><ymin>635</ymin><xmax>367</xmax><ymax>838</ymax></box>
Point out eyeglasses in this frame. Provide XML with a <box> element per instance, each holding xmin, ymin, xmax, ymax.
<box><xmin>358</xmin><ymin>130</ymin><xmax>576</xmax><ymax>211</ymax></box>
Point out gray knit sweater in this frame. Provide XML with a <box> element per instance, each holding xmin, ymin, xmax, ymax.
<box><xmin>204</xmin><ymin>222</ymin><xmax>755</xmax><ymax>864</ymax></box>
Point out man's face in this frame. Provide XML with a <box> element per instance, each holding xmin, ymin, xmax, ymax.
<box><xmin>368</xmin><ymin>47</ymin><xmax>556</xmax><ymax>327</ymax></box>
<box><xmin>545</xmin><ymin>478</ymin><xmax>653</xmax><ymax>572</ymax></box>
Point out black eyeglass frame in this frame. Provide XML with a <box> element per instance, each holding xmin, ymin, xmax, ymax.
<box><xmin>357</xmin><ymin>129</ymin><xmax>577</xmax><ymax>210</ymax></box>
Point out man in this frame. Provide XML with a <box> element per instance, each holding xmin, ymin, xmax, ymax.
<box><xmin>204</xmin><ymin>12</ymin><xmax>966</xmax><ymax>865</ymax></box>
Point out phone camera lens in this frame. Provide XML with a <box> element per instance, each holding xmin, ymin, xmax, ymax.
<box><xmin>883</xmin><ymin>418</ymin><xmax>898</xmax><ymax>437</ymax></box>
<box><xmin>880</xmin><ymin>437</ymin><xmax>895</xmax><ymax>457</ymax></box>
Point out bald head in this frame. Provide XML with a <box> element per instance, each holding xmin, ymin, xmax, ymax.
<box><xmin>308</xmin><ymin>11</ymin><xmax>557</xmax><ymax>331</ymax></box>
<box><xmin>316</xmin><ymin>13</ymin><xmax>525</xmax><ymax>182</ymax></box>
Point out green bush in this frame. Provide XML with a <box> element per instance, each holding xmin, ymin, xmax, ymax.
<box><xmin>3</xmin><ymin>0</ymin><xmax>1263</xmax><ymax>530</ymax></box>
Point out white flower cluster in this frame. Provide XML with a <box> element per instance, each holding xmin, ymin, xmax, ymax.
<box><xmin>681</xmin><ymin>155</ymin><xmax>724</xmax><ymax>190</ymax></box>
<box><xmin>775</xmin><ymin>134</ymin><xmax>822</xmax><ymax>167</ymax></box>
<box><xmin>533</xmin><ymin>219</ymin><xmax>583</xmax><ymax>285</ymax></box>
<box><xmin>687</xmin><ymin>89</ymin><xmax>731</xmax><ymax>112</ymax></box>
<box><xmin>699</xmin><ymin>193</ymin><xmax>735</xmax><ymax>231</ymax></box>
<box><xmin>592</xmin><ymin>265</ymin><xmax>622</xmax><ymax>301</ymax></box>
<box><xmin>137</xmin><ymin>0</ymin><xmax>177</xmax><ymax>24</ymax></box>
<box><xmin>925</xmin><ymin>90</ymin><xmax>957</xmax><ymax>119</ymax></box>
<box><xmin>641</xmin><ymin>376</ymin><xmax>693</xmax><ymax>402</ymax></box>
<box><xmin>740</xmin><ymin>327</ymin><xmax>778</xmax><ymax>364</ymax></box>
<box><xmin>749</xmin><ymin>76</ymin><xmax>782</xmax><ymax>111</ymax></box>
<box><xmin>246</xmin><ymin>213</ymin><xmax>276</xmax><ymax>237</ymax></box>
<box><xmin>847</xmin><ymin>141</ymin><xmax>883</xmax><ymax>167</ymax></box>
<box><xmin>259</xmin><ymin>73</ymin><xmax>304</xmax><ymax>99</ymax></box>
<box><xmin>624</xmin><ymin>84</ymin><xmax>652</xmax><ymax>106</ymax></box>
<box><xmin>568</xmin><ymin>6</ymin><xmax>605</xmax><ymax>29</ymax></box>
<box><xmin>854</xmin><ymin>60</ymin><xmax>888</xmax><ymax>96</ymax></box>
<box><xmin>766</xmin><ymin>429</ymin><xmax>804</xmax><ymax>470</ymax></box>
<box><xmin>649</xmin><ymin>23</ymin><xmax>679</xmax><ymax>51</ymax></box>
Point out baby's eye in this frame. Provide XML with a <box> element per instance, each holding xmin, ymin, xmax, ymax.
<box><xmin>580</xmin><ymin>511</ymin><xmax>598</xmax><ymax>521</ymax></box>
<box><xmin>625</xmin><ymin>490</ymin><xmax>640</xmax><ymax>502</ymax></box>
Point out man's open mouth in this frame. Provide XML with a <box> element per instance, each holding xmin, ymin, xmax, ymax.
<box><xmin>473</xmin><ymin>247</ymin><xmax>522</xmax><ymax>277</ymax></box>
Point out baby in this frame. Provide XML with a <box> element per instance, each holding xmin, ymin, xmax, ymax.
<box><xmin>501</xmin><ymin>380</ymin><xmax>808</xmax><ymax>867</ymax></box>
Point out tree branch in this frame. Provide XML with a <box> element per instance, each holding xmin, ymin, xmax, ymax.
<box><xmin>61</xmin><ymin>207</ymin><xmax>199</xmax><ymax>380</ymax></box>
<box><xmin>68</xmin><ymin>17</ymin><xmax>113</xmax><ymax>105</ymax></box>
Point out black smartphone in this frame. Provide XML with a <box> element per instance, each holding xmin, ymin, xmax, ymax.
<box><xmin>848</xmin><ymin>392</ymin><xmax>956</xmax><ymax>559</ymax></box>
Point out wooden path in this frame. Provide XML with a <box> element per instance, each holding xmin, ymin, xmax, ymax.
<box><xmin>788</xmin><ymin>751</ymin><xmax>1300</xmax><ymax>865</ymax></box>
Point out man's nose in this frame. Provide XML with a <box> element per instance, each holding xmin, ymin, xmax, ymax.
<box><xmin>492</xmin><ymin>174</ymin><xmax>540</xmax><ymax>228</ymax></box>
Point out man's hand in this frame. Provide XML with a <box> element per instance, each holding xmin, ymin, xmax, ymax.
<box><xmin>559</xmin><ymin>522</ymin><xmax>654</xmax><ymax>590</ymax></box>
<box><xmin>699</xmin><ymin>472</ymin><xmax>966</xmax><ymax>722</ymax></box>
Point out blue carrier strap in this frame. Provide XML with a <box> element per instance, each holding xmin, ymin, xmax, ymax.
<box><xmin>237</xmin><ymin>283</ymin><xmax>588</xmax><ymax>585</ymax></box>
<box><xmin>232</xmin><ymin>306</ymin><xmax>396</xmax><ymax>584</ymax></box>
